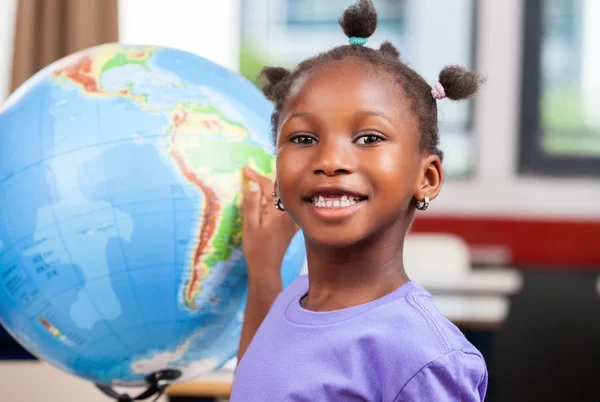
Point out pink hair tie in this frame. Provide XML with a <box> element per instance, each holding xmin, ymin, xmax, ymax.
<box><xmin>431</xmin><ymin>81</ymin><xmax>446</xmax><ymax>100</ymax></box>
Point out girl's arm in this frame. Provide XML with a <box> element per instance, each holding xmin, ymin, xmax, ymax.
<box><xmin>237</xmin><ymin>273</ymin><xmax>281</xmax><ymax>363</ymax></box>
<box><xmin>237</xmin><ymin>167</ymin><xmax>298</xmax><ymax>363</ymax></box>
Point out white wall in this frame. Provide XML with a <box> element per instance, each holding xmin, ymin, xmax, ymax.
<box><xmin>0</xmin><ymin>0</ymin><xmax>18</xmax><ymax>104</ymax></box>
<box><xmin>119</xmin><ymin>0</ymin><xmax>241</xmax><ymax>72</ymax></box>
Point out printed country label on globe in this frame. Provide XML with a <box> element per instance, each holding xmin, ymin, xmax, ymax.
<box><xmin>0</xmin><ymin>43</ymin><xmax>305</xmax><ymax>386</ymax></box>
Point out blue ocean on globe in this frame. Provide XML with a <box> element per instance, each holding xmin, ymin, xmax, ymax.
<box><xmin>0</xmin><ymin>44</ymin><xmax>306</xmax><ymax>386</ymax></box>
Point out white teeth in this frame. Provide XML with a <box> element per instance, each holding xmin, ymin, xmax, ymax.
<box><xmin>310</xmin><ymin>195</ymin><xmax>362</xmax><ymax>208</ymax></box>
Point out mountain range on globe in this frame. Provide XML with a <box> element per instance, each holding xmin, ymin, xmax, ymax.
<box><xmin>0</xmin><ymin>44</ymin><xmax>305</xmax><ymax>385</ymax></box>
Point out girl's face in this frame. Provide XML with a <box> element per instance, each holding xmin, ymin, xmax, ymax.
<box><xmin>276</xmin><ymin>58</ymin><xmax>442</xmax><ymax>249</ymax></box>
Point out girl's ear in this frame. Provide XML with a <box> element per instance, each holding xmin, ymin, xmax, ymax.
<box><xmin>413</xmin><ymin>154</ymin><xmax>444</xmax><ymax>204</ymax></box>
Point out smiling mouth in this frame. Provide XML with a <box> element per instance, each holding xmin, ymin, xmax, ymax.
<box><xmin>309</xmin><ymin>195</ymin><xmax>367</xmax><ymax>208</ymax></box>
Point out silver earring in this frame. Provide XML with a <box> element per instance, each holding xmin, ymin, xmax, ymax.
<box><xmin>415</xmin><ymin>196</ymin><xmax>430</xmax><ymax>211</ymax></box>
<box><xmin>275</xmin><ymin>197</ymin><xmax>285</xmax><ymax>211</ymax></box>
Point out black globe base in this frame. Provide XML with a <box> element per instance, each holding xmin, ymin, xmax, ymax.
<box><xmin>95</xmin><ymin>369</ymin><xmax>182</xmax><ymax>401</ymax></box>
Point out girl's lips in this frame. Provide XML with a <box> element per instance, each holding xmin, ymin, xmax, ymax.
<box><xmin>303</xmin><ymin>184</ymin><xmax>368</xmax><ymax>201</ymax></box>
<box><xmin>304</xmin><ymin>198</ymin><xmax>367</xmax><ymax>221</ymax></box>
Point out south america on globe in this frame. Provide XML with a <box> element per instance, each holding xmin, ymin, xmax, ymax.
<box><xmin>0</xmin><ymin>44</ymin><xmax>306</xmax><ymax>386</ymax></box>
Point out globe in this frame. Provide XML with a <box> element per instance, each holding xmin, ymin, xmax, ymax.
<box><xmin>0</xmin><ymin>44</ymin><xmax>306</xmax><ymax>387</ymax></box>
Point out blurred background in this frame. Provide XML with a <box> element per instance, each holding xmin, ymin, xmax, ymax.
<box><xmin>0</xmin><ymin>0</ymin><xmax>599</xmax><ymax>401</ymax></box>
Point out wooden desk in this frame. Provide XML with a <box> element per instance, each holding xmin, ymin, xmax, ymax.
<box><xmin>168</xmin><ymin>370</ymin><xmax>233</xmax><ymax>399</ymax></box>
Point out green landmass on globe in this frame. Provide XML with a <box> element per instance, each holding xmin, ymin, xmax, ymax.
<box><xmin>54</xmin><ymin>45</ymin><xmax>275</xmax><ymax>310</ymax></box>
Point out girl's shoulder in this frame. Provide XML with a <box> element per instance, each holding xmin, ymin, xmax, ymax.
<box><xmin>367</xmin><ymin>286</ymin><xmax>483</xmax><ymax>363</ymax></box>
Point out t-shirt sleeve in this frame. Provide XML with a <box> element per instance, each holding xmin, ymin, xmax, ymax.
<box><xmin>393</xmin><ymin>350</ymin><xmax>488</xmax><ymax>402</ymax></box>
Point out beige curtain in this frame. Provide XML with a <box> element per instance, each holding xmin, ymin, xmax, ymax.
<box><xmin>10</xmin><ymin>0</ymin><xmax>119</xmax><ymax>92</ymax></box>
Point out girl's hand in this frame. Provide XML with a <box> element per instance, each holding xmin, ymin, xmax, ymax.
<box><xmin>242</xmin><ymin>166</ymin><xmax>298</xmax><ymax>288</ymax></box>
<box><xmin>237</xmin><ymin>166</ymin><xmax>298</xmax><ymax>363</ymax></box>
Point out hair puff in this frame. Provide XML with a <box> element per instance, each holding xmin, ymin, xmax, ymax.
<box><xmin>259</xmin><ymin>67</ymin><xmax>291</xmax><ymax>100</ymax></box>
<box><xmin>438</xmin><ymin>65</ymin><xmax>486</xmax><ymax>100</ymax></box>
<box><xmin>339</xmin><ymin>0</ymin><xmax>378</xmax><ymax>39</ymax></box>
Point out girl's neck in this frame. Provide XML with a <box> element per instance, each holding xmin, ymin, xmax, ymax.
<box><xmin>302</xmin><ymin>224</ymin><xmax>409</xmax><ymax>312</ymax></box>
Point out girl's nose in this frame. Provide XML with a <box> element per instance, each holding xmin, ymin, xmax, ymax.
<box><xmin>312</xmin><ymin>136</ymin><xmax>356</xmax><ymax>176</ymax></box>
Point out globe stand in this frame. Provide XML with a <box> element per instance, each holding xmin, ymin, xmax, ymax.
<box><xmin>95</xmin><ymin>369</ymin><xmax>182</xmax><ymax>401</ymax></box>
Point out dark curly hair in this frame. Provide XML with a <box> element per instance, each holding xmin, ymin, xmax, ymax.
<box><xmin>259</xmin><ymin>0</ymin><xmax>485</xmax><ymax>160</ymax></box>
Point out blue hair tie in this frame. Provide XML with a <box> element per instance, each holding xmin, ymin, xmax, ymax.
<box><xmin>349</xmin><ymin>37</ymin><xmax>368</xmax><ymax>46</ymax></box>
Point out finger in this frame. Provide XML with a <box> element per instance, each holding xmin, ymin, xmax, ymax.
<box><xmin>242</xmin><ymin>180</ymin><xmax>261</xmax><ymax>232</ymax></box>
<box><xmin>244</xmin><ymin>170</ymin><xmax>270</xmax><ymax>213</ymax></box>
<box><xmin>243</xmin><ymin>166</ymin><xmax>274</xmax><ymax>198</ymax></box>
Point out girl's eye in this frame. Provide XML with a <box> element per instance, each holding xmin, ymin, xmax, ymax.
<box><xmin>291</xmin><ymin>135</ymin><xmax>316</xmax><ymax>145</ymax></box>
<box><xmin>355</xmin><ymin>134</ymin><xmax>383</xmax><ymax>145</ymax></box>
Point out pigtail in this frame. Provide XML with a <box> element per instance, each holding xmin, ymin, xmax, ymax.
<box><xmin>339</xmin><ymin>0</ymin><xmax>378</xmax><ymax>40</ymax></box>
<box><xmin>379</xmin><ymin>41</ymin><xmax>400</xmax><ymax>59</ymax></box>
<box><xmin>437</xmin><ymin>65</ymin><xmax>486</xmax><ymax>101</ymax></box>
<box><xmin>259</xmin><ymin>66</ymin><xmax>291</xmax><ymax>101</ymax></box>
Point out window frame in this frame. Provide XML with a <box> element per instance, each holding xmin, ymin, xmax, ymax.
<box><xmin>281</xmin><ymin>0</ymin><xmax>479</xmax><ymax>178</ymax></box>
<box><xmin>519</xmin><ymin>0</ymin><xmax>600</xmax><ymax>177</ymax></box>
<box><xmin>285</xmin><ymin>0</ymin><xmax>405</xmax><ymax>28</ymax></box>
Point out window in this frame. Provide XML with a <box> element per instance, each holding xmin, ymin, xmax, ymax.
<box><xmin>520</xmin><ymin>0</ymin><xmax>600</xmax><ymax>176</ymax></box>
<box><xmin>286</xmin><ymin>0</ymin><xmax>404</xmax><ymax>28</ymax></box>
<box><xmin>241</xmin><ymin>0</ymin><xmax>477</xmax><ymax>178</ymax></box>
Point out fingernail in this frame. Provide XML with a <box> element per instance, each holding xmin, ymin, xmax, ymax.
<box><xmin>249</xmin><ymin>182</ymin><xmax>259</xmax><ymax>192</ymax></box>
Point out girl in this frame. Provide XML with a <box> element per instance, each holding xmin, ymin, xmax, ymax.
<box><xmin>233</xmin><ymin>0</ymin><xmax>487</xmax><ymax>400</ymax></box>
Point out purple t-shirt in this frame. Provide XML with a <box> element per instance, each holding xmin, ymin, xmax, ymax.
<box><xmin>231</xmin><ymin>276</ymin><xmax>487</xmax><ymax>401</ymax></box>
